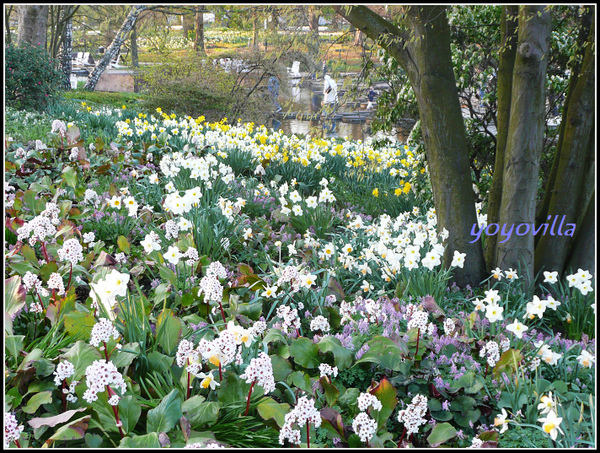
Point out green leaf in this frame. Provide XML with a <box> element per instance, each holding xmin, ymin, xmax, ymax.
<box><xmin>23</xmin><ymin>391</ymin><xmax>53</xmax><ymax>414</ymax></box>
<box><xmin>319</xmin><ymin>377</ymin><xmax>340</xmax><ymax>407</ymax></box>
<box><xmin>63</xmin><ymin>311</ymin><xmax>96</xmax><ymax>340</ymax></box>
<box><xmin>85</xmin><ymin>433</ymin><xmax>103</xmax><ymax>448</ymax></box>
<box><xmin>119</xmin><ymin>395</ymin><xmax>142</xmax><ymax>434</ymax></box>
<box><xmin>320</xmin><ymin>407</ymin><xmax>347</xmax><ymax>441</ymax></box>
<box><xmin>338</xmin><ymin>387</ymin><xmax>360</xmax><ymax>410</ymax></box>
<box><xmin>354</xmin><ymin>336</ymin><xmax>408</xmax><ymax>371</ymax></box>
<box><xmin>262</xmin><ymin>328</ymin><xmax>287</xmax><ymax>346</ymax></box>
<box><xmin>493</xmin><ymin>349</ymin><xmax>523</xmax><ymax>380</ymax></box>
<box><xmin>120</xmin><ymin>433</ymin><xmax>161</xmax><ymax>448</ymax></box>
<box><xmin>454</xmin><ymin>371</ymin><xmax>484</xmax><ymax>394</ymax></box>
<box><xmin>39</xmin><ymin>261</ymin><xmax>59</xmax><ymax>282</ymax></box>
<box><xmin>370</xmin><ymin>377</ymin><xmax>398</xmax><ymax>430</ymax></box>
<box><xmin>187</xmin><ymin>401</ymin><xmax>221</xmax><ymax>429</ymax></box>
<box><xmin>427</xmin><ymin>422</ymin><xmax>457</xmax><ymax>447</ymax></box>
<box><xmin>237</xmin><ymin>302</ymin><xmax>262</xmax><ymax>320</ymax></box>
<box><xmin>5</xmin><ymin>275</ymin><xmax>26</xmax><ymax>319</ymax></box>
<box><xmin>159</xmin><ymin>265</ymin><xmax>177</xmax><ymax>286</ymax></box>
<box><xmin>256</xmin><ymin>398</ymin><xmax>290</xmax><ymax>428</ymax></box>
<box><xmin>269</xmin><ymin>355</ymin><xmax>292</xmax><ymax>383</ymax></box>
<box><xmin>148</xmin><ymin>351</ymin><xmax>174</xmax><ymax>374</ymax></box>
<box><xmin>156</xmin><ymin>309</ymin><xmax>182</xmax><ymax>355</ymax></box>
<box><xmin>289</xmin><ymin>337</ymin><xmax>321</xmax><ymax>369</ymax></box>
<box><xmin>288</xmin><ymin>371</ymin><xmax>313</xmax><ymax>395</ymax></box>
<box><xmin>62</xmin><ymin>341</ymin><xmax>103</xmax><ymax>380</ymax></box>
<box><xmin>453</xmin><ymin>409</ymin><xmax>481</xmax><ymax>428</ymax></box>
<box><xmin>49</xmin><ymin>415</ymin><xmax>90</xmax><ymax>442</ymax></box>
<box><xmin>62</xmin><ymin>166</ymin><xmax>78</xmax><ymax>190</ymax></box>
<box><xmin>117</xmin><ymin>235</ymin><xmax>131</xmax><ymax>254</ymax></box>
<box><xmin>147</xmin><ymin>388</ymin><xmax>183</xmax><ymax>433</ymax></box>
<box><xmin>317</xmin><ymin>335</ymin><xmax>353</xmax><ymax>370</ymax></box>
<box><xmin>21</xmin><ymin>244</ymin><xmax>39</xmax><ymax>266</ymax></box>
<box><xmin>182</xmin><ymin>395</ymin><xmax>206</xmax><ymax>414</ymax></box>
<box><xmin>5</xmin><ymin>335</ymin><xmax>25</xmax><ymax>361</ymax></box>
<box><xmin>111</xmin><ymin>343</ymin><xmax>140</xmax><ymax>368</ymax></box>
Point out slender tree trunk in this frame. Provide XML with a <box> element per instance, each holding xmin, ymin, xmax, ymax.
<box><xmin>131</xmin><ymin>21</ymin><xmax>140</xmax><ymax>93</ymax></box>
<box><xmin>308</xmin><ymin>7</ymin><xmax>320</xmax><ymax>57</ymax></box>
<box><xmin>484</xmin><ymin>5</ymin><xmax>519</xmax><ymax>271</ymax></box>
<box><xmin>534</xmin><ymin>17</ymin><xmax>595</xmax><ymax>278</ymax></box>
<box><xmin>84</xmin><ymin>5</ymin><xmax>146</xmax><ymax>91</ymax></box>
<box><xmin>252</xmin><ymin>16</ymin><xmax>259</xmax><ymax>49</ymax></box>
<box><xmin>335</xmin><ymin>5</ymin><xmax>486</xmax><ymax>287</ymax></box>
<box><xmin>5</xmin><ymin>5</ymin><xmax>13</xmax><ymax>45</ymax></box>
<box><xmin>496</xmin><ymin>6</ymin><xmax>551</xmax><ymax>285</ymax></box>
<box><xmin>194</xmin><ymin>6</ymin><xmax>206</xmax><ymax>54</ymax></box>
<box><xmin>60</xmin><ymin>18</ymin><xmax>73</xmax><ymax>90</ymax></box>
<box><xmin>17</xmin><ymin>5</ymin><xmax>49</xmax><ymax>47</ymax></box>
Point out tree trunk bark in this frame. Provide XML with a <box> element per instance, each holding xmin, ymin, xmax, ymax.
<box><xmin>496</xmin><ymin>6</ymin><xmax>551</xmax><ymax>286</ymax></box>
<box><xmin>534</xmin><ymin>17</ymin><xmax>595</xmax><ymax>278</ymax></box>
<box><xmin>131</xmin><ymin>21</ymin><xmax>140</xmax><ymax>93</ymax></box>
<box><xmin>335</xmin><ymin>5</ymin><xmax>486</xmax><ymax>287</ymax></box>
<box><xmin>60</xmin><ymin>18</ymin><xmax>73</xmax><ymax>90</ymax></box>
<box><xmin>83</xmin><ymin>5</ymin><xmax>146</xmax><ymax>91</ymax></box>
<box><xmin>484</xmin><ymin>5</ymin><xmax>519</xmax><ymax>271</ymax></box>
<box><xmin>5</xmin><ymin>5</ymin><xmax>13</xmax><ymax>45</ymax></box>
<box><xmin>17</xmin><ymin>5</ymin><xmax>49</xmax><ymax>48</ymax></box>
<box><xmin>564</xmin><ymin>191</ymin><xmax>595</xmax><ymax>276</ymax></box>
<box><xmin>308</xmin><ymin>7</ymin><xmax>320</xmax><ymax>57</ymax></box>
<box><xmin>194</xmin><ymin>6</ymin><xmax>206</xmax><ymax>54</ymax></box>
<box><xmin>252</xmin><ymin>16</ymin><xmax>259</xmax><ymax>49</ymax></box>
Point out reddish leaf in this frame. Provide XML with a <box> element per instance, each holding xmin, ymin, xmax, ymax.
<box><xmin>28</xmin><ymin>408</ymin><xmax>87</xmax><ymax>429</ymax></box>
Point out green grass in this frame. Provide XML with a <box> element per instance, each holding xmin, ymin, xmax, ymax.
<box><xmin>63</xmin><ymin>89</ymin><xmax>146</xmax><ymax>109</ymax></box>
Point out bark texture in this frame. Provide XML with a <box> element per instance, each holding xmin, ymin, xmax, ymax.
<box><xmin>17</xmin><ymin>5</ymin><xmax>49</xmax><ymax>47</ymax></box>
<box><xmin>194</xmin><ymin>6</ymin><xmax>206</xmax><ymax>54</ymax></box>
<box><xmin>83</xmin><ymin>5</ymin><xmax>146</xmax><ymax>91</ymax></box>
<box><xmin>335</xmin><ymin>5</ymin><xmax>486</xmax><ymax>287</ymax></box>
<box><xmin>534</xmin><ymin>16</ymin><xmax>595</xmax><ymax>277</ymax></box>
<box><xmin>484</xmin><ymin>5</ymin><xmax>519</xmax><ymax>271</ymax></box>
<box><xmin>496</xmin><ymin>6</ymin><xmax>551</xmax><ymax>285</ymax></box>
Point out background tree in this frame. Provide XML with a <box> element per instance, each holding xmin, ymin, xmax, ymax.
<box><xmin>16</xmin><ymin>5</ymin><xmax>49</xmax><ymax>47</ymax></box>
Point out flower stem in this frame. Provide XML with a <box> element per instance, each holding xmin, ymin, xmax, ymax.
<box><xmin>218</xmin><ymin>363</ymin><xmax>223</xmax><ymax>382</ymax></box>
<box><xmin>218</xmin><ymin>299</ymin><xmax>226</xmax><ymax>323</ymax></box>
<box><xmin>415</xmin><ymin>328</ymin><xmax>420</xmax><ymax>358</ymax></box>
<box><xmin>14</xmin><ymin>439</ymin><xmax>22</xmax><ymax>448</ymax></box>
<box><xmin>61</xmin><ymin>379</ymin><xmax>67</xmax><ymax>412</ymax></box>
<box><xmin>107</xmin><ymin>385</ymin><xmax>125</xmax><ymax>438</ymax></box>
<box><xmin>244</xmin><ymin>379</ymin><xmax>256</xmax><ymax>416</ymax></box>
<box><xmin>66</xmin><ymin>263</ymin><xmax>73</xmax><ymax>292</ymax></box>
<box><xmin>398</xmin><ymin>427</ymin><xmax>407</xmax><ymax>447</ymax></box>
<box><xmin>103</xmin><ymin>341</ymin><xmax>110</xmax><ymax>361</ymax></box>
<box><xmin>306</xmin><ymin>421</ymin><xmax>310</xmax><ymax>448</ymax></box>
<box><xmin>187</xmin><ymin>371</ymin><xmax>191</xmax><ymax>400</ymax></box>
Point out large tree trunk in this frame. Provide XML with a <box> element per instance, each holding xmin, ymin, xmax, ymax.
<box><xmin>83</xmin><ymin>5</ymin><xmax>146</xmax><ymax>91</ymax></box>
<box><xmin>534</xmin><ymin>16</ymin><xmax>595</xmax><ymax>278</ymax></box>
<box><xmin>565</xmin><ymin>191</ymin><xmax>595</xmax><ymax>276</ymax></box>
<box><xmin>484</xmin><ymin>5</ymin><xmax>519</xmax><ymax>271</ymax></box>
<box><xmin>335</xmin><ymin>5</ymin><xmax>486</xmax><ymax>287</ymax></box>
<box><xmin>17</xmin><ymin>5</ymin><xmax>49</xmax><ymax>47</ymax></box>
<box><xmin>194</xmin><ymin>6</ymin><xmax>206</xmax><ymax>54</ymax></box>
<box><xmin>496</xmin><ymin>6</ymin><xmax>551</xmax><ymax>286</ymax></box>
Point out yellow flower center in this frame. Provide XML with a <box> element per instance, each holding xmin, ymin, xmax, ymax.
<box><xmin>543</xmin><ymin>422</ymin><xmax>555</xmax><ymax>434</ymax></box>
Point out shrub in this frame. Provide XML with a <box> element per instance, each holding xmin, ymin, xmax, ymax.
<box><xmin>5</xmin><ymin>43</ymin><xmax>63</xmax><ymax>111</ymax></box>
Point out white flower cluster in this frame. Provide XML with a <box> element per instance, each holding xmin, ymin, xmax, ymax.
<box><xmin>279</xmin><ymin>396</ymin><xmax>322</xmax><ymax>445</ymax></box>
<box><xmin>163</xmin><ymin>186</ymin><xmax>202</xmax><ymax>215</ymax></box>
<box><xmin>443</xmin><ymin>318</ymin><xmax>456</xmax><ymax>337</ymax></box>
<box><xmin>206</xmin><ymin>261</ymin><xmax>228</xmax><ymax>279</ymax></box>
<box><xmin>57</xmin><ymin>238</ymin><xmax>84</xmax><ymax>266</ymax></box>
<box><xmin>89</xmin><ymin>318</ymin><xmax>121</xmax><ymax>348</ymax></box>
<box><xmin>47</xmin><ymin>272</ymin><xmax>65</xmax><ymax>296</ymax></box>
<box><xmin>83</xmin><ymin>189</ymin><xmax>100</xmax><ymax>207</ymax></box>
<box><xmin>53</xmin><ymin>360</ymin><xmax>75</xmax><ymax>386</ymax></box>
<box><xmin>141</xmin><ymin>231</ymin><xmax>162</xmax><ymax>254</ymax></box>
<box><xmin>5</xmin><ymin>182</ymin><xmax>15</xmax><ymax>208</ymax></box>
<box><xmin>479</xmin><ymin>340</ymin><xmax>500</xmax><ymax>367</ymax></box>
<box><xmin>318</xmin><ymin>363</ymin><xmax>338</xmax><ymax>379</ymax></box>
<box><xmin>68</xmin><ymin>147</ymin><xmax>79</xmax><ymax>161</ymax></box>
<box><xmin>534</xmin><ymin>341</ymin><xmax>563</xmax><ymax>366</ymax></box>
<box><xmin>276</xmin><ymin>265</ymin><xmax>303</xmax><ymax>293</ymax></box>
<box><xmin>275</xmin><ymin>305</ymin><xmax>301</xmax><ymax>334</ymax></box>
<box><xmin>250</xmin><ymin>319</ymin><xmax>267</xmax><ymax>337</ymax></box>
<box><xmin>310</xmin><ymin>315</ymin><xmax>330</xmax><ymax>333</ymax></box>
<box><xmin>83</xmin><ymin>359</ymin><xmax>126</xmax><ymax>404</ymax></box>
<box><xmin>357</xmin><ymin>393</ymin><xmax>383</xmax><ymax>412</ymax></box>
<box><xmin>352</xmin><ymin>412</ymin><xmax>378</xmax><ymax>443</ymax></box>
<box><xmin>184</xmin><ymin>442</ymin><xmax>225</xmax><ymax>448</ymax></box>
<box><xmin>240</xmin><ymin>351</ymin><xmax>275</xmax><ymax>393</ymax></box>
<box><xmin>164</xmin><ymin>219</ymin><xmax>180</xmax><ymax>240</ymax></box>
<box><xmin>217</xmin><ymin>196</ymin><xmax>244</xmax><ymax>222</ymax></box>
<box><xmin>566</xmin><ymin>268</ymin><xmax>594</xmax><ymax>296</ymax></box>
<box><xmin>17</xmin><ymin>212</ymin><xmax>58</xmax><ymax>246</ymax></box>
<box><xmin>51</xmin><ymin>119</ymin><xmax>67</xmax><ymax>136</ymax></box>
<box><xmin>199</xmin><ymin>275</ymin><xmax>223</xmax><ymax>303</ymax></box>
<box><xmin>397</xmin><ymin>394</ymin><xmax>428</xmax><ymax>435</ymax></box>
<box><xmin>4</xmin><ymin>412</ymin><xmax>24</xmax><ymax>448</ymax></box>
<box><xmin>89</xmin><ymin>269</ymin><xmax>129</xmax><ymax>316</ymax></box>
<box><xmin>23</xmin><ymin>271</ymin><xmax>44</xmax><ymax>293</ymax></box>
<box><xmin>407</xmin><ymin>309</ymin><xmax>429</xmax><ymax>331</ymax></box>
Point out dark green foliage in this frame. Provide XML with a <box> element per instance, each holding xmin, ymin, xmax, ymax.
<box><xmin>5</xmin><ymin>43</ymin><xmax>63</xmax><ymax>111</ymax></box>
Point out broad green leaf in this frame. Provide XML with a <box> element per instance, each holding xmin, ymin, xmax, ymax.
<box><xmin>427</xmin><ymin>422</ymin><xmax>457</xmax><ymax>447</ymax></box>
<box><xmin>117</xmin><ymin>235</ymin><xmax>131</xmax><ymax>254</ymax></box>
<box><xmin>111</xmin><ymin>343</ymin><xmax>140</xmax><ymax>368</ymax></box>
<box><xmin>493</xmin><ymin>349</ymin><xmax>523</xmax><ymax>380</ymax></box>
<box><xmin>338</xmin><ymin>387</ymin><xmax>360</xmax><ymax>410</ymax></box>
<box><xmin>5</xmin><ymin>275</ymin><xmax>26</xmax><ymax>319</ymax></box>
<box><xmin>256</xmin><ymin>397</ymin><xmax>290</xmax><ymax>428</ymax></box>
<box><xmin>319</xmin><ymin>377</ymin><xmax>340</xmax><ymax>407</ymax></box>
<box><xmin>5</xmin><ymin>335</ymin><xmax>25</xmax><ymax>361</ymax></box>
<box><xmin>320</xmin><ymin>407</ymin><xmax>347</xmax><ymax>441</ymax></box>
<box><xmin>269</xmin><ymin>355</ymin><xmax>292</xmax><ymax>382</ymax></box>
<box><xmin>453</xmin><ymin>408</ymin><xmax>481</xmax><ymax>428</ymax></box>
<box><xmin>62</xmin><ymin>166</ymin><xmax>78</xmax><ymax>190</ymax></box>
<box><xmin>289</xmin><ymin>337</ymin><xmax>321</xmax><ymax>369</ymax></box>
<box><xmin>23</xmin><ymin>391</ymin><xmax>53</xmax><ymax>414</ymax></box>
<box><xmin>159</xmin><ymin>265</ymin><xmax>177</xmax><ymax>286</ymax></box>
<box><xmin>147</xmin><ymin>388</ymin><xmax>183</xmax><ymax>433</ymax></box>
<box><xmin>63</xmin><ymin>311</ymin><xmax>95</xmax><ymax>340</ymax></box>
<box><xmin>20</xmin><ymin>244</ymin><xmax>39</xmax><ymax>266</ymax></box>
<box><xmin>287</xmin><ymin>371</ymin><xmax>313</xmax><ymax>395</ymax></box>
<box><xmin>237</xmin><ymin>302</ymin><xmax>262</xmax><ymax>320</ymax></box>
<box><xmin>49</xmin><ymin>415</ymin><xmax>90</xmax><ymax>442</ymax></box>
<box><xmin>182</xmin><ymin>395</ymin><xmax>206</xmax><ymax>414</ymax></box>
<box><xmin>187</xmin><ymin>401</ymin><xmax>221</xmax><ymax>429</ymax></box>
<box><xmin>354</xmin><ymin>336</ymin><xmax>408</xmax><ymax>371</ymax></box>
<box><xmin>120</xmin><ymin>433</ymin><xmax>161</xmax><ymax>448</ymax></box>
<box><xmin>262</xmin><ymin>328</ymin><xmax>287</xmax><ymax>346</ymax></box>
<box><xmin>119</xmin><ymin>395</ymin><xmax>142</xmax><ymax>434</ymax></box>
<box><xmin>62</xmin><ymin>341</ymin><xmax>103</xmax><ymax>380</ymax></box>
<box><xmin>156</xmin><ymin>309</ymin><xmax>182</xmax><ymax>355</ymax></box>
<box><xmin>370</xmin><ymin>377</ymin><xmax>398</xmax><ymax>429</ymax></box>
<box><xmin>148</xmin><ymin>351</ymin><xmax>174</xmax><ymax>374</ymax></box>
<box><xmin>317</xmin><ymin>336</ymin><xmax>353</xmax><ymax>370</ymax></box>
<box><xmin>454</xmin><ymin>371</ymin><xmax>484</xmax><ymax>394</ymax></box>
